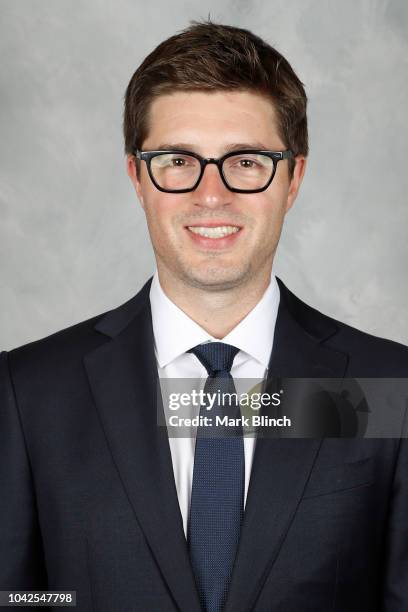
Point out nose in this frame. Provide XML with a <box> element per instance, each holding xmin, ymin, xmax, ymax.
<box><xmin>193</xmin><ymin>161</ymin><xmax>232</xmax><ymax>208</ymax></box>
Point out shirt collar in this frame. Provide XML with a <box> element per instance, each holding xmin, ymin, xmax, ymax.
<box><xmin>149</xmin><ymin>270</ymin><xmax>280</xmax><ymax>369</ymax></box>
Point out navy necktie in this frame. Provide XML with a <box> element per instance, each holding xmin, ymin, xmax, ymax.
<box><xmin>187</xmin><ymin>342</ymin><xmax>245</xmax><ymax>612</ymax></box>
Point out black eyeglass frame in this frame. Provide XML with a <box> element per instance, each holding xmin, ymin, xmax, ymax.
<box><xmin>133</xmin><ymin>148</ymin><xmax>294</xmax><ymax>194</ymax></box>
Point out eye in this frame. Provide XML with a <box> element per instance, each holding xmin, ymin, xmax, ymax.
<box><xmin>226</xmin><ymin>153</ymin><xmax>271</xmax><ymax>171</ymax></box>
<box><xmin>238</xmin><ymin>159</ymin><xmax>257</xmax><ymax>168</ymax></box>
<box><xmin>169</xmin><ymin>155</ymin><xmax>197</xmax><ymax>168</ymax></box>
<box><xmin>172</xmin><ymin>157</ymin><xmax>187</xmax><ymax>166</ymax></box>
<box><xmin>229</xmin><ymin>156</ymin><xmax>261</xmax><ymax>170</ymax></box>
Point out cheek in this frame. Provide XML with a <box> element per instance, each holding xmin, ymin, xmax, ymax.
<box><xmin>252</xmin><ymin>195</ymin><xmax>285</xmax><ymax>227</ymax></box>
<box><xmin>143</xmin><ymin>196</ymin><xmax>181</xmax><ymax>244</ymax></box>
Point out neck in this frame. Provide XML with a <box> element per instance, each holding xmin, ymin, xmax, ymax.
<box><xmin>156</xmin><ymin>265</ymin><xmax>273</xmax><ymax>339</ymax></box>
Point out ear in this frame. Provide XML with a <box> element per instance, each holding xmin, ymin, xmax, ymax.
<box><xmin>285</xmin><ymin>156</ymin><xmax>307</xmax><ymax>212</ymax></box>
<box><xmin>126</xmin><ymin>154</ymin><xmax>145</xmax><ymax>207</ymax></box>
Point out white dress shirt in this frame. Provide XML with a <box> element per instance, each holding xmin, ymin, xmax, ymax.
<box><xmin>149</xmin><ymin>270</ymin><xmax>280</xmax><ymax>537</ymax></box>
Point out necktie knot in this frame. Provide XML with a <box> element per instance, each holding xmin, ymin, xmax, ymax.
<box><xmin>188</xmin><ymin>342</ymin><xmax>239</xmax><ymax>376</ymax></box>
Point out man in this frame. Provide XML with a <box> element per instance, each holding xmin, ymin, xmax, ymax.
<box><xmin>1</xmin><ymin>20</ymin><xmax>407</xmax><ymax>612</ymax></box>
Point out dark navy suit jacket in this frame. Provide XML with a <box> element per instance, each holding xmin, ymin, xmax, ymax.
<box><xmin>1</xmin><ymin>277</ymin><xmax>408</xmax><ymax>611</ymax></box>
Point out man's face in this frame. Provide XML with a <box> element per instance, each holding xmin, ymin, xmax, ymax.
<box><xmin>127</xmin><ymin>90</ymin><xmax>306</xmax><ymax>291</ymax></box>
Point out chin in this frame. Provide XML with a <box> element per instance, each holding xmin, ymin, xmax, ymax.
<box><xmin>181</xmin><ymin>263</ymin><xmax>251</xmax><ymax>291</ymax></box>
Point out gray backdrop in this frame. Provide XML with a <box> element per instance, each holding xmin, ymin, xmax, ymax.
<box><xmin>1</xmin><ymin>0</ymin><xmax>407</xmax><ymax>350</ymax></box>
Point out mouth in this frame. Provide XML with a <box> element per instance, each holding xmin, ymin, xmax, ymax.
<box><xmin>187</xmin><ymin>225</ymin><xmax>241</xmax><ymax>238</ymax></box>
<box><xmin>185</xmin><ymin>223</ymin><xmax>243</xmax><ymax>249</ymax></box>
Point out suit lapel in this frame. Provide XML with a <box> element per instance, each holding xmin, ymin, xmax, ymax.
<box><xmin>224</xmin><ymin>278</ymin><xmax>349</xmax><ymax>612</ymax></box>
<box><xmin>84</xmin><ymin>279</ymin><xmax>201</xmax><ymax>612</ymax></box>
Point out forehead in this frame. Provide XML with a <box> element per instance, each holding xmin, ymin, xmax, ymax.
<box><xmin>143</xmin><ymin>90</ymin><xmax>281</xmax><ymax>152</ymax></box>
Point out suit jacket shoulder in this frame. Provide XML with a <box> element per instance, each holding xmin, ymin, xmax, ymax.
<box><xmin>7</xmin><ymin>278</ymin><xmax>152</xmax><ymax>374</ymax></box>
<box><xmin>276</xmin><ymin>277</ymin><xmax>408</xmax><ymax>376</ymax></box>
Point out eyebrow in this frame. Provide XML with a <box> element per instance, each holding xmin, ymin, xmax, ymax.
<box><xmin>154</xmin><ymin>142</ymin><xmax>269</xmax><ymax>153</ymax></box>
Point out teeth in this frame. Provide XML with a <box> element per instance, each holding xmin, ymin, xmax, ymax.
<box><xmin>188</xmin><ymin>225</ymin><xmax>240</xmax><ymax>238</ymax></box>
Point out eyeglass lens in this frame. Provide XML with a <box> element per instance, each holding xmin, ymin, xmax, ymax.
<box><xmin>150</xmin><ymin>152</ymin><xmax>274</xmax><ymax>191</ymax></box>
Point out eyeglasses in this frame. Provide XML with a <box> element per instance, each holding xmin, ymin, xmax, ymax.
<box><xmin>133</xmin><ymin>148</ymin><xmax>294</xmax><ymax>193</ymax></box>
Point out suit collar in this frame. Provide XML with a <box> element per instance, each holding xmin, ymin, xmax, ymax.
<box><xmin>93</xmin><ymin>276</ymin><xmax>153</xmax><ymax>339</ymax></box>
<box><xmin>267</xmin><ymin>277</ymin><xmax>348</xmax><ymax>377</ymax></box>
<box><xmin>276</xmin><ymin>276</ymin><xmax>338</xmax><ymax>340</ymax></box>
<box><xmin>94</xmin><ymin>275</ymin><xmax>346</xmax><ymax>374</ymax></box>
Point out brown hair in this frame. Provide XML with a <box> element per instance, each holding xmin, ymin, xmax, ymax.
<box><xmin>123</xmin><ymin>20</ymin><xmax>308</xmax><ymax>177</ymax></box>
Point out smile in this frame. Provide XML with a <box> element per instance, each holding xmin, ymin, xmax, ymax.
<box><xmin>187</xmin><ymin>226</ymin><xmax>241</xmax><ymax>239</ymax></box>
